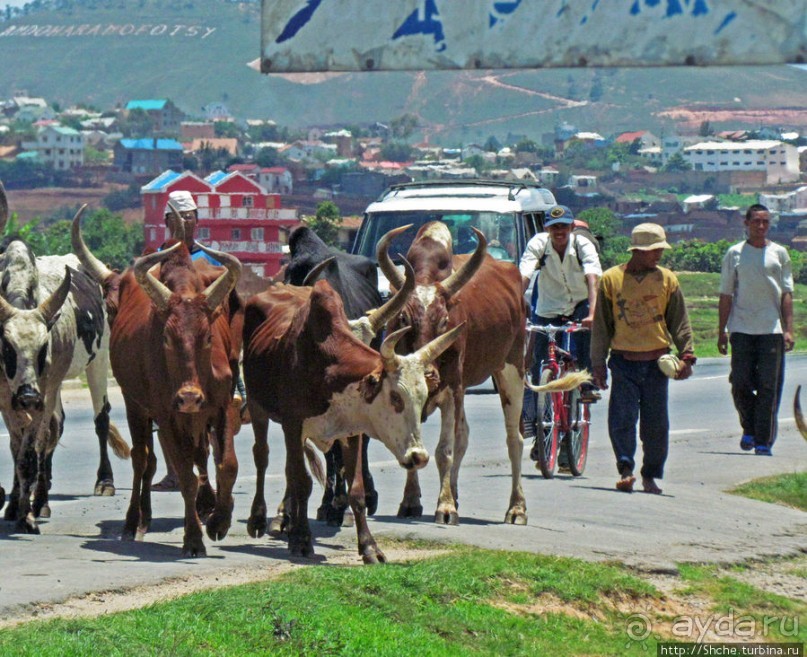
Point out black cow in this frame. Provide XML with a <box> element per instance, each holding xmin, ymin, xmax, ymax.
<box><xmin>284</xmin><ymin>226</ymin><xmax>383</xmax><ymax>525</ymax></box>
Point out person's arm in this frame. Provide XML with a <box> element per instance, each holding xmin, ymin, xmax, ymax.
<box><xmin>581</xmin><ymin>273</ymin><xmax>598</xmax><ymax>328</ymax></box>
<box><xmin>717</xmin><ymin>294</ymin><xmax>733</xmax><ymax>355</ymax></box>
<box><xmin>519</xmin><ymin>237</ymin><xmax>541</xmax><ymax>291</ymax></box>
<box><xmin>590</xmin><ymin>283</ymin><xmax>613</xmax><ymax>389</ymax></box>
<box><xmin>665</xmin><ymin>285</ymin><xmax>696</xmax><ymax>380</ymax></box>
<box><xmin>782</xmin><ymin>291</ymin><xmax>794</xmax><ymax>352</ymax></box>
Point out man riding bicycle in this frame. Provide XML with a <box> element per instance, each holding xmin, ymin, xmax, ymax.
<box><xmin>519</xmin><ymin>205</ymin><xmax>603</xmax><ymax>428</ymax></box>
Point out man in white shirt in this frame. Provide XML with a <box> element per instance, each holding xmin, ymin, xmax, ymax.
<box><xmin>718</xmin><ymin>204</ymin><xmax>794</xmax><ymax>456</ymax></box>
<box><xmin>519</xmin><ymin>205</ymin><xmax>602</xmax><ymax>402</ymax></box>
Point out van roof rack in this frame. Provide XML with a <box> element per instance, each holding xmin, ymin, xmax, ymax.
<box><xmin>380</xmin><ymin>178</ymin><xmax>544</xmax><ymax>201</ymax></box>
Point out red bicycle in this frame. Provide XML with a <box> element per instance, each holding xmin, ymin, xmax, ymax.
<box><xmin>523</xmin><ymin>322</ymin><xmax>592</xmax><ymax>479</ymax></box>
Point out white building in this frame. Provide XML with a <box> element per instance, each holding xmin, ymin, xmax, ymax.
<box><xmin>661</xmin><ymin>135</ymin><xmax>702</xmax><ymax>165</ymax></box>
<box><xmin>683</xmin><ymin>140</ymin><xmax>800</xmax><ymax>183</ymax></box>
<box><xmin>760</xmin><ymin>186</ymin><xmax>807</xmax><ymax>213</ymax></box>
<box><xmin>22</xmin><ymin>125</ymin><xmax>84</xmax><ymax>170</ymax></box>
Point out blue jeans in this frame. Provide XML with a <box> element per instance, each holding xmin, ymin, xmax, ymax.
<box><xmin>729</xmin><ymin>333</ymin><xmax>785</xmax><ymax>448</ymax></box>
<box><xmin>607</xmin><ymin>354</ymin><xmax>669</xmax><ymax>479</ymax></box>
<box><xmin>528</xmin><ymin>299</ymin><xmax>592</xmax><ymax>382</ymax></box>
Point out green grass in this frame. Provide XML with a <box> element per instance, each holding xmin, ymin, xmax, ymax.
<box><xmin>0</xmin><ymin>548</ymin><xmax>663</xmax><ymax>657</ymax></box>
<box><xmin>3</xmin><ymin>546</ymin><xmax>805</xmax><ymax>656</ymax></box>
<box><xmin>678</xmin><ymin>272</ymin><xmax>807</xmax><ymax>358</ymax></box>
<box><xmin>729</xmin><ymin>472</ymin><xmax>807</xmax><ymax>512</ymax></box>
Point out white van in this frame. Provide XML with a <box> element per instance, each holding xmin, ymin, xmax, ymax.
<box><xmin>351</xmin><ymin>179</ymin><xmax>557</xmax><ymax>296</ymax></box>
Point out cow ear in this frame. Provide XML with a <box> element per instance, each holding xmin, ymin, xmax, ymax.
<box><xmin>46</xmin><ymin>312</ymin><xmax>61</xmax><ymax>331</ymax></box>
<box><xmin>424</xmin><ymin>364</ymin><xmax>440</xmax><ymax>393</ymax></box>
<box><xmin>359</xmin><ymin>366</ymin><xmax>384</xmax><ymax>403</ymax></box>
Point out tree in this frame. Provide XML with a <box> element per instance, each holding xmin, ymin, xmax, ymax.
<box><xmin>390</xmin><ymin>113</ymin><xmax>418</xmax><ymax>140</ymax></box>
<box><xmin>304</xmin><ymin>201</ymin><xmax>341</xmax><ymax>248</ymax></box>
<box><xmin>662</xmin><ymin>152</ymin><xmax>692</xmax><ymax>172</ymax></box>
<box><xmin>698</xmin><ymin>120</ymin><xmax>713</xmax><ymax>137</ymax></box>
<box><xmin>380</xmin><ymin>141</ymin><xmax>414</xmax><ymax>163</ymax></box>
<box><xmin>255</xmin><ymin>147</ymin><xmax>282</xmax><ymax>168</ymax></box>
<box><xmin>118</xmin><ymin>108</ymin><xmax>153</xmax><ymax>138</ymax></box>
<box><xmin>577</xmin><ymin>207</ymin><xmax>619</xmax><ymax>241</ymax></box>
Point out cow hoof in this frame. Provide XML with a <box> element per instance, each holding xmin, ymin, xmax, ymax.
<box><xmin>268</xmin><ymin>514</ymin><xmax>287</xmax><ymax>537</ymax></box>
<box><xmin>247</xmin><ymin>514</ymin><xmax>267</xmax><ymax>539</ymax></box>
<box><xmin>37</xmin><ymin>503</ymin><xmax>51</xmax><ymax>519</ymax></box>
<box><xmin>325</xmin><ymin>506</ymin><xmax>349</xmax><ymax>527</ymax></box>
<box><xmin>181</xmin><ymin>542</ymin><xmax>207</xmax><ymax>558</ymax></box>
<box><xmin>397</xmin><ymin>503</ymin><xmax>423</xmax><ymax>518</ymax></box>
<box><xmin>17</xmin><ymin>515</ymin><xmax>40</xmax><ymax>534</ymax></box>
<box><xmin>434</xmin><ymin>510</ymin><xmax>460</xmax><ymax>526</ymax></box>
<box><xmin>315</xmin><ymin>504</ymin><xmax>328</xmax><ymax>521</ymax></box>
<box><xmin>94</xmin><ymin>480</ymin><xmax>116</xmax><ymax>496</ymax></box>
<box><xmin>206</xmin><ymin>512</ymin><xmax>232</xmax><ymax>541</ymax></box>
<box><xmin>196</xmin><ymin>486</ymin><xmax>217</xmax><ymax>521</ymax></box>
<box><xmin>4</xmin><ymin>504</ymin><xmax>18</xmax><ymax>522</ymax></box>
<box><xmin>504</xmin><ymin>510</ymin><xmax>528</xmax><ymax>525</ymax></box>
<box><xmin>362</xmin><ymin>548</ymin><xmax>387</xmax><ymax>565</ymax></box>
<box><xmin>289</xmin><ymin>538</ymin><xmax>314</xmax><ymax>558</ymax></box>
<box><xmin>365</xmin><ymin>490</ymin><xmax>379</xmax><ymax>517</ymax></box>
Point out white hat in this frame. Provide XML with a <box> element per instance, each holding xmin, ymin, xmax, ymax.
<box><xmin>165</xmin><ymin>190</ymin><xmax>197</xmax><ymax>214</ymax></box>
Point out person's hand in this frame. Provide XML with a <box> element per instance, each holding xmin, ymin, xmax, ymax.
<box><xmin>784</xmin><ymin>331</ymin><xmax>795</xmax><ymax>352</ymax></box>
<box><xmin>581</xmin><ymin>314</ymin><xmax>595</xmax><ymax>329</ymax></box>
<box><xmin>675</xmin><ymin>361</ymin><xmax>693</xmax><ymax>380</ymax></box>
<box><xmin>592</xmin><ymin>365</ymin><xmax>608</xmax><ymax>390</ymax></box>
<box><xmin>717</xmin><ymin>332</ymin><xmax>729</xmax><ymax>356</ymax></box>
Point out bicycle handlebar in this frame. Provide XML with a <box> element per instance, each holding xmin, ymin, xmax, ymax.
<box><xmin>526</xmin><ymin>321</ymin><xmax>590</xmax><ymax>336</ymax></box>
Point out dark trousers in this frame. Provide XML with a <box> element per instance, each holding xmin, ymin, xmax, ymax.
<box><xmin>529</xmin><ymin>299</ymin><xmax>592</xmax><ymax>381</ymax></box>
<box><xmin>607</xmin><ymin>354</ymin><xmax>669</xmax><ymax>479</ymax></box>
<box><xmin>729</xmin><ymin>333</ymin><xmax>785</xmax><ymax>447</ymax></box>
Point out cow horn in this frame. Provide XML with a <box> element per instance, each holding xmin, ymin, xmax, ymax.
<box><xmin>0</xmin><ymin>292</ymin><xmax>17</xmax><ymax>323</ymax></box>
<box><xmin>380</xmin><ymin>326</ymin><xmax>410</xmax><ymax>372</ymax></box>
<box><xmin>133</xmin><ymin>244</ymin><xmax>180</xmax><ymax>312</ymax></box>
<box><xmin>37</xmin><ymin>267</ymin><xmax>72</xmax><ymax>326</ymax></box>
<box><xmin>365</xmin><ymin>257</ymin><xmax>415</xmax><ymax>334</ymax></box>
<box><xmin>376</xmin><ymin>224</ymin><xmax>412</xmax><ymax>291</ymax></box>
<box><xmin>302</xmin><ymin>256</ymin><xmax>336</xmax><ymax>286</ymax></box>
<box><xmin>198</xmin><ymin>244</ymin><xmax>242</xmax><ymax>311</ymax></box>
<box><xmin>71</xmin><ymin>204</ymin><xmax>115</xmax><ymax>284</ymax></box>
<box><xmin>794</xmin><ymin>386</ymin><xmax>807</xmax><ymax>442</ymax></box>
<box><xmin>166</xmin><ymin>201</ymin><xmax>186</xmax><ymax>242</ymax></box>
<box><xmin>441</xmin><ymin>228</ymin><xmax>487</xmax><ymax>298</ymax></box>
<box><xmin>414</xmin><ymin>322</ymin><xmax>465</xmax><ymax>366</ymax></box>
<box><xmin>0</xmin><ymin>180</ymin><xmax>8</xmax><ymax>235</ymax></box>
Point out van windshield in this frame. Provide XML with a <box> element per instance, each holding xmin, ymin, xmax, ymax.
<box><xmin>354</xmin><ymin>211</ymin><xmax>520</xmax><ymax>263</ymax></box>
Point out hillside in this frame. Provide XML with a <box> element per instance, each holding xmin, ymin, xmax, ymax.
<box><xmin>1</xmin><ymin>0</ymin><xmax>806</xmax><ymax>144</ymax></box>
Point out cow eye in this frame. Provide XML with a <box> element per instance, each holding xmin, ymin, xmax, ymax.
<box><xmin>389</xmin><ymin>390</ymin><xmax>404</xmax><ymax>412</ymax></box>
<box><xmin>437</xmin><ymin>317</ymin><xmax>448</xmax><ymax>333</ymax></box>
<box><xmin>37</xmin><ymin>344</ymin><xmax>47</xmax><ymax>375</ymax></box>
<box><xmin>1</xmin><ymin>339</ymin><xmax>16</xmax><ymax>378</ymax></box>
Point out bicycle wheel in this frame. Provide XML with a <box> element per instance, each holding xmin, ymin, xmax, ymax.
<box><xmin>531</xmin><ymin>369</ymin><xmax>559</xmax><ymax>479</ymax></box>
<box><xmin>564</xmin><ymin>387</ymin><xmax>590</xmax><ymax>477</ymax></box>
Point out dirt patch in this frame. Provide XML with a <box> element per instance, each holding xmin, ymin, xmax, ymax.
<box><xmin>5</xmin><ymin>185</ymin><xmax>142</xmax><ymax>225</ymax></box>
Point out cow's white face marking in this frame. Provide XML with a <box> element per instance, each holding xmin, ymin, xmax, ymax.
<box><xmin>301</xmin><ymin>354</ymin><xmax>432</xmax><ymax>469</ymax></box>
<box><xmin>0</xmin><ymin>311</ymin><xmax>51</xmax><ymax>390</ymax></box>
<box><xmin>415</xmin><ymin>284</ymin><xmax>439</xmax><ymax>309</ymax></box>
<box><xmin>421</xmin><ymin>223</ymin><xmax>452</xmax><ymax>251</ymax></box>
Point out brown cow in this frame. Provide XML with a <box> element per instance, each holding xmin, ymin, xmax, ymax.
<box><xmin>75</xmin><ymin>230</ymin><xmax>241</xmax><ymax>556</ymax></box>
<box><xmin>242</xmin><ymin>278</ymin><xmax>462</xmax><ymax>563</ymax></box>
<box><xmin>378</xmin><ymin>221</ymin><xmax>581</xmax><ymax>526</ymax></box>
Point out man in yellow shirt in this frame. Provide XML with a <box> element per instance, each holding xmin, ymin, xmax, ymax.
<box><xmin>591</xmin><ymin>224</ymin><xmax>696</xmax><ymax>494</ymax></box>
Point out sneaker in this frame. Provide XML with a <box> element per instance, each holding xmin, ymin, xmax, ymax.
<box><xmin>739</xmin><ymin>434</ymin><xmax>755</xmax><ymax>451</ymax></box>
<box><xmin>754</xmin><ymin>445</ymin><xmax>772</xmax><ymax>456</ymax></box>
<box><xmin>579</xmin><ymin>388</ymin><xmax>601</xmax><ymax>403</ymax></box>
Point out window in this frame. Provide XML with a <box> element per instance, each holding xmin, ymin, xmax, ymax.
<box><xmin>197</xmin><ymin>227</ymin><xmax>210</xmax><ymax>240</ymax></box>
<box><xmin>231</xmin><ymin>228</ymin><xmax>241</xmax><ymax>240</ymax></box>
<box><xmin>243</xmin><ymin>196</ymin><xmax>254</xmax><ymax>208</ymax></box>
<box><xmin>251</xmin><ymin>227</ymin><xmax>264</xmax><ymax>241</ymax></box>
<box><xmin>197</xmin><ymin>195</ymin><xmax>209</xmax><ymax>207</ymax></box>
<box><xmin>149</xmin><ymin>228</ymin><xmax>156</xmax><ymax>242</ymax></box>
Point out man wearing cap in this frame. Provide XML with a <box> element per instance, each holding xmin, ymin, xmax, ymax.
<box><xmin>519</xmin><ymin>205</ymin><xmax>602</xmax><ymax>449</ymax></box>
<box><xmin>591</xmin><ymin>223</ymin><xmax>696</xmax><ymax>494</ymax></box>
<box><xmin>718</xmin><ymin>204</ymin><xmax>794</xmax><ymax>457</ymax></box>
<box><xmin>163</xmin><ymin>190</ymin><xmax>221</xmax><ymax>265</ymax></box>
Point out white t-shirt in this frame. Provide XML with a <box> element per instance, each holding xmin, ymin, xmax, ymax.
<box><xmin>719</xmin><ymin>240</ymin><xmax>793</xmax><ymax>335</ymax></box>
<box><xmin>519</xmin><ymin>232</ymin><xmax>602</xmax><ymax>317</ymax></box>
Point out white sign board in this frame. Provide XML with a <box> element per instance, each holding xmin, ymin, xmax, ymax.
<box><xmin>261</xmin><ymin>0</ymin><xmax>807</xmax><ymax>73</ymax></box>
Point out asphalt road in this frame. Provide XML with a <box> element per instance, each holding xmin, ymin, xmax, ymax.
<box><xmin>1</xmin><ymin>355</ymin><xmax>805</xmax><ymax>617</ymax></box>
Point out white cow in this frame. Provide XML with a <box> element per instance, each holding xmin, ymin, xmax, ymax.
<box><xmin>0</xmin><ymin>186</ymin><xmax>128</xmax><ymax>533</ymax></box>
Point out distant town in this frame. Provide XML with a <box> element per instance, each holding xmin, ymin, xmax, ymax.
<box><xmin>1</xmin><ymin>93</ymin><xmax>806</xmax><ymax>277</ymax></box>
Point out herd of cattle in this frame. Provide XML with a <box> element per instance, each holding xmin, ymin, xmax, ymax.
<box><xmin>0</xmin><ymin>184</ymin><xmax>604</xmax><ymax>563</ymax></box>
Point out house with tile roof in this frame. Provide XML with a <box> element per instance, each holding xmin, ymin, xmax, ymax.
<box><xmin>141</xmin><ymin>169</ymin><xmax>300</xmax><ymax>277</ymax></box>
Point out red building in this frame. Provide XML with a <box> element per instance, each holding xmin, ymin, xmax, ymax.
<box><xmin>141</xmin><ymin>169</ymin><xmax>299</xmax><ymax>277</ymax></box>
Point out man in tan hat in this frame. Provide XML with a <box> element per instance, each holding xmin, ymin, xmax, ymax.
<box><xmin>591</xmin><ymin>223</ymin><xmax>696</xmax><ymax>494</ymax></box>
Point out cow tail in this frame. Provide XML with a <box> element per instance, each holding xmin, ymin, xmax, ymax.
<box><xmin>107</xmin><ymin>423</ymin><xmax>131</xmax><ymax>460</ymax></box>
<box><xmin>304</xmin><ymin>440</ymin><xmax>326</xmax><ymax>488</ymax></box>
